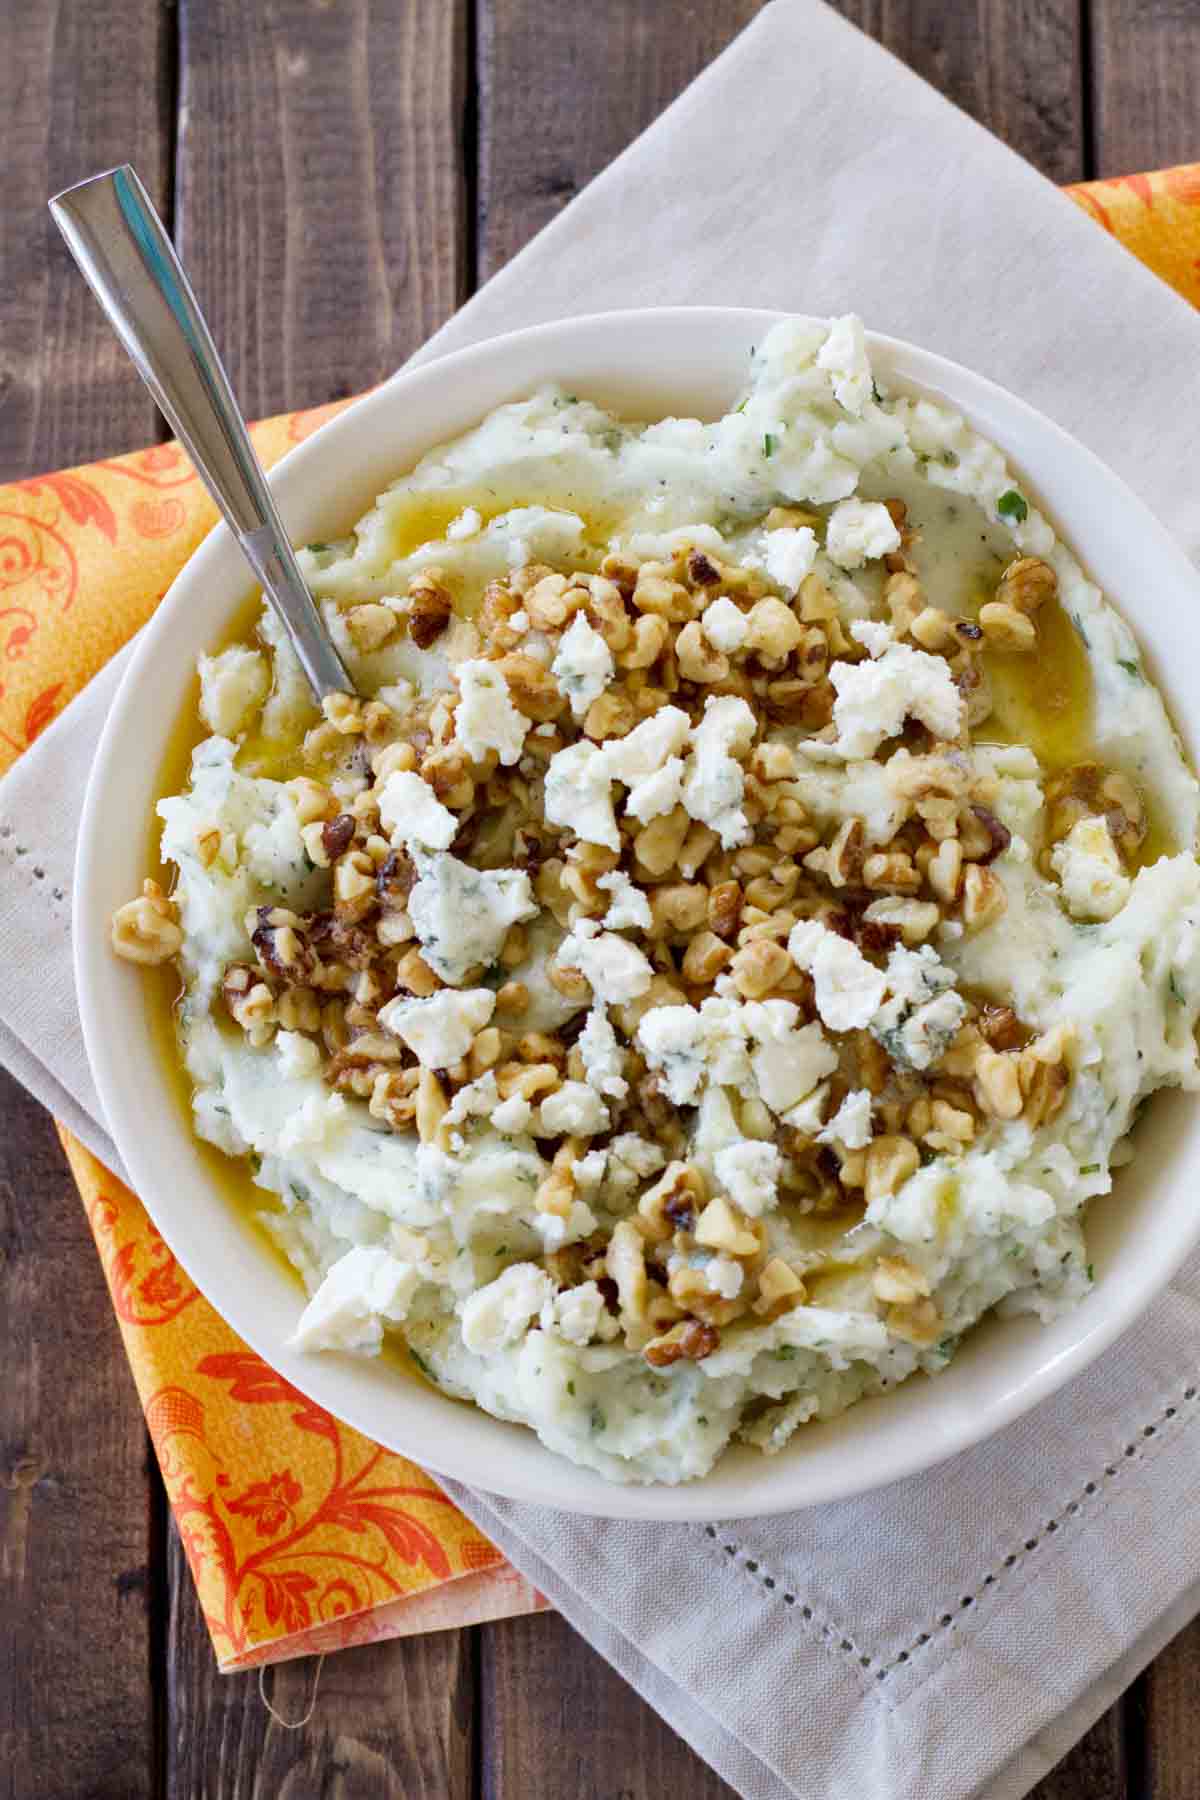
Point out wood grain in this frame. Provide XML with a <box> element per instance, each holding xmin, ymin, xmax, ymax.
<box><xmin>1086</xmin><ymin>0</ymin><xmax>1200</xmax><ymax>1776</ymax></box>
<box><xmin>1090</xmin><ymin>0</ymin><xmax>1200</xmax><ymax>178</ymax></box>
<box><xmin>164</xmin><ymin>1526</ymin><xmax>473</xmax><ymax>1798</ymax></box>
<box><xmin>175</xmin><ymin>0</ymin><xmax>471</xmax><ymax>420</ymax></box>
<box><xmin>0</xmin><ymin>1074</ymin><xmax>157</xmax><ymax>1800</ymax></box>
<box><xmin>475</xmin><ymin>0</ymin><xmax>767</xmax><ymax>279</ymax></box>
<box><xmin>832</xmin><ymin>0</ymin><xmax>1086</xmax><ymax>184</ymax></box>
<box><xmin>0</xmin><ymin>6</ymin><xmax>168</xmax><ymax>1797</ymax></box>
<box><xmin>1078</xmin><ymin>12</ymin><xmax>1200</xmax><ymax>1788</ymax></box>
<box><xmin>1136</xmin><ymin>1615</ymin><xmax>1200</xmax><ymax>1800</ymax></box>
<box><xmin>0</xmin><ymin>0</ymin><xmax>170</xmax><ymax>479</ymax></box>
<box><xmin>163</xmin><ymin>4</ymin><xmax>477</xmax><ymax>1789</ymax></box>
<box><xmin>1036</xmin><ymin>1709</ymin><xmax>1130</xmax><ymax>1799</ymax></box>
<box><xmin>480</xmin><ymin>1613</ymin><xmax>735</xmax><ymax>1800</ymax></box>
<box><xmin>834</xmin><ymin>0</ymin><xmax>1086</xmax><ymax>180</ymax></box>
<box><xmin>473</xmin><ymin>4</ymin><xmax>1121</xmax><ymax>1797</ymax></box>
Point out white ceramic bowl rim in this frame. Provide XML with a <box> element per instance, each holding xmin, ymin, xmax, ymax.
<box><xmin>76</xmin><ymin>306</ymin><xmax>1200</xmax><ymax>1519</ymax></box>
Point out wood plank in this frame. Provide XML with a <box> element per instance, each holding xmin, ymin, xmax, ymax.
<box><xmin>475</xmin><ymin>0</ymin><xmax>1084</xmax><ymax>291</ymax></box>
<box><xmin>165</xmin><ymin>5</ymin><xmax>476</xmax><ymax>1788</ymax></box>
<box><xmin>0</xmin><ymin>6</ymin><xmax>168</xmax><ymax>1798</ymax></box>
<box><xmin>175</xmin><ymin>0</ymin><xmax>470</xmax><ymax>421</ymax></box>
<box><xmin>1032</xmin><ymin>1709</ymin><xmax>1129</xmax><ymax>1800</ymax></box>
<box><xmin>0</xmin><ymin>0</ymin><xmax>170</xmax><ymax>478</ymax></box>
<box><xmin>0</xmin><ymin>1074</ymin><xmax>158</xmax><ymax>1800</ymax></box>
<box><xmin>1084</xmin><ymin>14</ymin><xmax>1200</xmax><ymax>1795</ymax></box>
<box><xmin>1136</xmin><ymin>1616</ymin><xmax>1200</xmax><ymax>1800</ymax></box>
<box><xmin>833</xmin><ymin>0</ymin><xmax>1085</xmax><ymax>184</ymax></box>
<box><xmin>476</xmin><ymin>0</ymin><xmax>767</xmax><ymax>280</ymax></box>
<box><xmin>1090</xmin><ymin>0</ymin><xmax>1200</xmax><ymax>178</ymax></box>
<box><xmin>165</xmin><ymin>1528</ymin><xmax>473</xmax><ymax>1798</ymax></box>
<box><xmin>474</xmin><ymin>3</ymin><xmax>1118</xmax><ymax>1796</ymax></box>
<box><xmin>480</xmin><ymin>1613</ymin><xmax>735</xmax><ymax>1800</ymax></box>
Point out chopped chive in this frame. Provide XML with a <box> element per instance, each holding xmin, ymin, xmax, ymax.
<box><xmin>996</xmin><ymin>490</ymin><xmax>1028</xmax><ymax>524</ymax></box>
<box><xmin>763</xmin><ymin>432</ymin><xmax>776</xmax><ymax>458</ymax></box>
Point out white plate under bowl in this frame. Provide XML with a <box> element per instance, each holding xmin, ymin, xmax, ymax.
<box><xmin>76</xmin><ymin>308</ymin><xmax>1200</xmax><ymax>1519</ymax></box>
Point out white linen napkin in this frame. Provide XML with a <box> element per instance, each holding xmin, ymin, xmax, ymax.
<box><xmin>4</xmin><ymin>3</ymin><xmax>1200</xmax><ymax>1794</ymax></box>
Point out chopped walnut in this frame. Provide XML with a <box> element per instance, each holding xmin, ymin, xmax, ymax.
<box><xmin>996</xmin><ymin>555</ymin><xmax>1056</xmax><ymax>616</ymax></box>
<box><xmin>979</xmin><ymin>601</ymin><xmax>1036</xmax><ymax>652</ymax></box>
<box><xmin>886</xmin><ymin>1297</ymin><xmax>942</xmax><ymax>1346</ymax></box>
<box><xmin>111</xmin><ymin>879</ymin><xmax>183</xmax><ymax>965</ymax></box>
<box><xmin>137</xmin><ymin>460</ymin><xmax>1109</xmax><ymax>1434</ymax></box>
<box><xmin>643</xmin><ymin>1318</ymin><xmax>720</xmax><ymax>1367</ymax></box>
<box><xmin>872</xmin><ymin>1254</ymin><xmax>931</xmax><ymax>1305</ymax></box>
<box><xmin>406</xmin><ymin>571</ymin><xmax>454</xmax><ymax>648</ymax></box>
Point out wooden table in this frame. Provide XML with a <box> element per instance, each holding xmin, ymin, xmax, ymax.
<box><xmin>2</xmin><ymin>3</ymin><xmax>1198</xmax><ymax>1794</ymax></box>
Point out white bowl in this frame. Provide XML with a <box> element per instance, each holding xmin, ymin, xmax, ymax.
<box><xmin>76</xmin><ymin>308</ymin><xmax>1200</xmax><ymax>1519</ymax></box>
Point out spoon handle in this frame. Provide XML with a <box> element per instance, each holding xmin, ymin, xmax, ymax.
<box><xmin>49</xmin><ymin>164</ymin><xmax>352</xmax><ymax>703</ymax></box>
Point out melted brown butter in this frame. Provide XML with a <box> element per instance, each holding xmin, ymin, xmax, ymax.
<box><xmin>381</xmin><ymin>487</ymin><xmax>628</xmax><ymax>576</ymax></box>
<box><xmin>146</xmin><ymin>592</ymin><xmax>317</xmax><ymax>1282</ymax></box>
<box><xmin>979</xmin><ymin>591</ymin><xmax>1094</xmax><ymax>775</ymax></box>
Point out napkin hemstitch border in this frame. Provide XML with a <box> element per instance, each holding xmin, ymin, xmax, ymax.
<box><xmin>691</xmin><ymin>1365</ymin><xmax>1200</xmax><ymax>1704</ymax></box>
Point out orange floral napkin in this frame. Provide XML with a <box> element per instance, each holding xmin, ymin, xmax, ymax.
<box><xmin>1</xmin><ymin>164</ymin><xmax>1196</xmax><ymax>1670</ymax></box>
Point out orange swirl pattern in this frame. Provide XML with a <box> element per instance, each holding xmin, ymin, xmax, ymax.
<box><xmin>2</xmin><ymin>165</ymin><xmax>1194</xmax><ymax>1668</ymax></box>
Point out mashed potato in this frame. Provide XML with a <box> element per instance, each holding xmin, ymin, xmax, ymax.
<box><xmin>113</xmin><ymin>315</ymin><xmax>1200</xmax><ymax>1485</ymax></box>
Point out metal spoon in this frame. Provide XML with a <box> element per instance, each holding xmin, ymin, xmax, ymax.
<box><xmin>49</xmin><ymin>164</ymin><xmax>352</xmax><ymax>703</ymax></box>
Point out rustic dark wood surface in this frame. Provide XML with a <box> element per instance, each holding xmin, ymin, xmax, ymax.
<box><xmin>2</xmin><ymin>2</ymin><xmax>1199</xmax><ymax>1795</ymax></box>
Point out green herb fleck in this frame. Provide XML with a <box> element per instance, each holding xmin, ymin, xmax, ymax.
<box><xmin>1087</xmin><ymin>1264</ymin><xmax>1096</xmax><ymax>1283</ymax></box>
<box><xmin>305</xmin><ymin>541</ymin><xmax>330</xmax><ymax>555</ymax></box>
<box><xmin>942</xmin><ymin>449</ymin><xmax>959</xmax><ymax>467</ymax></box>
<box><xmin>567</xmin><ymin>1380</ymin><xmax>576</xmax><ymax>1397</ymax></box>
<box><xmin>603</xmin><ymin>428</ymin><xmax>624</xmax><ymax>453</ymax></box>
<box><xmin>697</xmin><ymin>1416</ymin><xmax>709</xmax><ymax>1427</ymax></box>
<box><xmin>589</xmin><ymin>1403</ymin><xmax>606</xmax><ymax>1434</ymax></box>
<box><xmin>996</xmin><ymin>490</ymin><xmax>1028</xmax><ymax>524</ymax></box>
<box><xmin>1118</xmin><ymin>658</ymin><xmax>1143</xmax><ymax>681</ymax></box>
<box><xmin>495</xmin><ymin>1244</ymin><xmax>508</xmax><ymax>1257</ymax></box>
<box><xmin>775</xmin><ymin>1344</ymin><xmax>798</xmax><ymax>1361</ymax></box>
<box><xmin>563</xmin><ymin>393</ymin><xmax>578</xmax><ymax>404</ymax></box>
<box><xmin>871</xmin><ymin>380</ymin><xmax>883</xmax><ymax>404</ymax></box>
<box><xmin>935</xmin><ymin>1335</ymin><xmax>957</xmax><ymax>1358</ymax></box>
<box><xmin>734</xmin><ymin>397</ymin><xmax>749</xmax><ymax>415</ymax></box>
<box><xmin>1081</xmin><ymin>1164</ymin><xmax>1100</xmax><ymax>1174</ymax></box>
<box><xmin>409</xmin><ymin>1347</ymin><xmax>432</xmax><ymax>1378</ymax></box>
<box><xmin>763</xmin><ymin>432</ymin><xmax>776</xmax><ymax>458</ymax></box>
